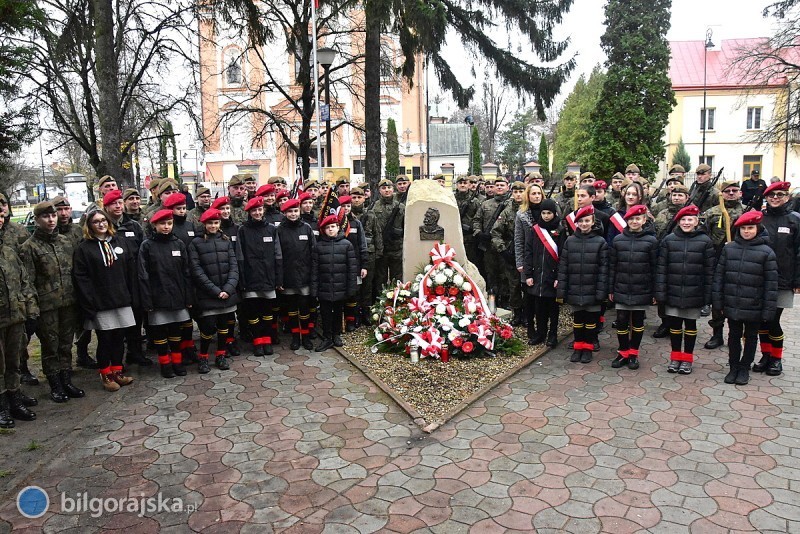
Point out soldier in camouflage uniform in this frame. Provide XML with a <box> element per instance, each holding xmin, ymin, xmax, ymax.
<box><xmin>394</xmin><ymin>175</ymin><xmax>411</xmax><ymax>205</ymax></box>
<box><xmin>702</xmin><ymin>180</ymin><xmax>746</xmax><ymax>350</ymax></box>
<box><xmin>491</xmin><ymin>181</ymin><xmax>526</xmax><ymax>321</ymax></box>
<box><xmin>20</xmin><ymin>202</ymin><xmax>85</xmax><ymax>404</ymax></box>
<box><xmin>553</xmin><ymin>172</ymin><xmax>578</xmax><ymax>215</ymax></box>
<box><xmin>243</xmin><ymin>175</ymin><xmax>257</xmax><ymax>200</ymax></box>
<box><xmin>188</xmin><ymin>186</ymin><xmax>212</xmax><ymax>224</ymax></box>
<box><xmin>0</xmin><ymin>212</ymin><xmax>39</xmax><ymax>428</ymax></box>
<box><xmin>143</xmin><ymin>178</ymin><xmax>162</xmax><ymax>213</ymax></box>
<box><xmin>227</xmin><ymin>176</ymin><xmax>248</xmax><ymax>225</ymax></box>
<box><xmin>654</xmin><ymin>185</ymin><xmax>689</xmax><ymax>239</ymax></box>
<box><xmin>351</xmin><ymin>187</ymin><xmax>382</xmax><ymax>324</ymax></box>
<box><xmin>83</xmin><ymin>175</ymin><xmax>118</xmax><ymax>218</ymax></box>
<box><xmin>123</xmin><ymin>188</ymin><xmax>143</xmax><ymax>222</ymax></box>
<box><xmin>609</xmin><ymin>172</ymin><xmax>625</xmax><ymax>206</ymax></box>
<box><xmin>455</xmin><ymin>175</ymin><xmax>481</xmax><ymax>265</ymax></box>
<box><xmin>688</xmin><ymin>163</ymin><xmax>720</xmax><ymax>213</ymax></box>
<box><xmin>142</xmin><ymin>179</ymin><xmax>177</xmax><ymax>219</ymax></box>
<box><xmin>473</xmin><ymin>176</ymin><xmax>511</xmax><ymax>300</ymax></box>
<box><xmin>372</xmin><ymin>178</ymin><xmax>404</xmax><ymax>289</ymax></box>
<box><xmin>650</xmin><ymin>174</ymin><xmax>684</xmax><ymax>217</ymax></box>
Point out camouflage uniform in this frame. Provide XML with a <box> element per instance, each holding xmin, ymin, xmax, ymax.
<box><xmin>372</xmin><ymin>194</ymin><xmax>404</xmax><ymax>287</ymax></box>
<box><xmin>352</xmin><ymin>203</ymin><xmax>383</xmax><ymax>317</ymax></box>
<box><xmin>553</xmin><ymin>188</ymin><xmax>576</xmax><ymax>215</ymax></box>
<box><xmin>57</xmin><ymin>220</ymin><xmax>84</xmax><ymax>249</ymax></box>
<box><xmin>19</xmin><ymin>228</ymin><xmax>77</xmax><ymax>377</ymax></box>
<box><xmin>703</xmin><ymin>199</ymin><xmax>745</xmax><ymax>331</ymax></box>
<box><xmin>473</xmin><ymin>192</ymin><xmax>510</xmax><ymax>295</ymax></box>
<box><xmin>229</xmin><ymin>196</ymin><xmax>248</xmax><ymax>225</ymax></box>
<box><xmin>455</xmin><ymin>190</ymin><xmax>481</xmax><ymax>265</ymax></box>
<box><xmin>654</xmin><ymin>202</ymin><xmax>684</xmax><ymax>239</ymax></box>
<box><xmin>490</xmin><ymin>199</ymin><xmax>523</xmax><ymax>310</ymax></box>
<box><xmin>689</xmin><ymin>181</ymin><xmax>721</xmax><ymax>214</ymax></box>
<box><xmin>3</xmin><ymin>221</ymin><xmax>30</xmax><ymax>251</ymax></box>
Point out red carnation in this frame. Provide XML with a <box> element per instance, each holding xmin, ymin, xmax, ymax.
<box><xmin>435</xmin><ymin>286</ymin><xmax>445</xmax><ymax>296</ymax></box>
<box><xmin>449</xmin><ymin>287</ymin><xmax>459</xmax><ymax>296</ymax></box>
<box><xmin>452</xmin><ymin>337</ymin><xmax>463</xmax><ymax>348</ymax></box>
<box><xmin>462</xmin><ymin>341</ymin><xmax>474</xmax><ymax>353</ymax></box>
<box><xmin>468</xmin><ymin>323</ymin><xmax>478</xmax><ymax>334</ymax></box>
<box><xmin>500</xmin><ymin>328</ymin><xmax>513</xmax><ymax>340</ymax></box>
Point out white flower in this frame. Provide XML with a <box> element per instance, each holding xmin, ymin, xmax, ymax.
<box><xmin>466</xmin><ymin>301</ymin><xmax>477</xmax><ymax>314</ymax></box>
<box><xmin>400</xmin><ymin>325</ymin><xmax>408</xmax><ymax>334</ymax></box>
<box><xmin>435</xmin><ymin>304</ymin><xmax>446</xmax><ymax>315</ymax></box>
<box><xmin>453</xmin><ymin>274</ymin><xmax>464</xmax><ymax>285</ymax></box>
<box><xmin>426</xmin><ymin>278</ymin><xmax>433</xmax><ymax>287</ymax></box>
<box><xmin>443</xmin><ymin>268</ymin><xmax>454</xmax><ymax>277</ymax></box>
<box><xmin>438</xmin><ymin>263</ymin><xmax>446</xmax><ymax>270</ymax></box>
<box><xmin>448</xmin><ymin>330</ymin><xmax>459</xmax><ymax>341</ymax></box>
<box><xmin>400</xmin><ymin>290</ymin><xmax>410</xmax><ymax>297</ymax></box>
<box><xmin>462</xmin><ymin>282</ymin><xmax>472</xmax><ymax>292</ymax></box>
<box><xmin>372</xmin><ymin>313</ymin><xmax>380</xmax><ymax>322</ymax></box>
<box><xmin>415</xmin><ymin>273</ymin><xmax>424</xmax><ymax>282</ymax></box>
<box><xmin>434</xmin><ymin>273</ymin><xmax>447</xmax><ymax>285</ymax></box>
<box><xmin>458</xmin><ymin>317</ymin><xmax>471</xmax><ymax>328</ymax></box>
<box><xmin>386</xmin><ymin>291</ymin><xmax>394</xmax><ymax>299</ymax></box>
<box><xmin>412</xmin><ymin>284</ymin><xmax>420</xmax><ymax>292</ymax></box>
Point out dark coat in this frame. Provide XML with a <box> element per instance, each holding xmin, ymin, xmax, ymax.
<box><xmin>138</xmin><ymin>233</ymin><xmax>193</xmax><ymax>311</ymax></box>
<box><xmin>276</xmin><ymin>218</ymin><xmax>315</xmax><ymax>290</ymax></box>
<box><xmin>220</xmin><ymin>217</ymin><xmax>239</xmax><ymax>244</ymax></box>
<box><xmin>556</xmin><ymin>227</ymin><xmax>608</xmax><ymax>306</ymax></box>
<box><xmin>171</xmin><ymin>215</ymin><xmax>199</xmax><ymax>247</ymax></box>
<box><xmin>522</xmin><ymin>222</ymin><xmax>562</xmax><ymax>298</ymax></box>
<box><xmin>117</xmin><ymin>215</ymin><xmax>145</xmax><ymax>253</ymax></box>
<box><xmin>609</xmin><ymin>227</ymin><xmax>658</xmax><ymax>306</ymax></box>
<box><xmin>311</xmin><ymin>234</ymin><xmax>358</xmax><ymax>301</ymax></box>
<box><xmin>264</xmin><ymin>205</ymin><xmax>283</xmax><ymax>227</ymax></box>
<box><xmin>713</xmin><ymin>234</ymin><xmax>778</xmax><ymax>322</ymax></box>
<box><xmin>236</xmin><ymin>217</ymin><xmax>283</xmax><ymax>293</ymax></box>
<box><xmin>343</xmin><ymin>215</ymin><xmax>368</xmax><ymax>271</ymax></box>
<box><xmin>761</xmin><ymin>204</ymin><xmax>800</xmax><ymax>290</ymax></box>
<box><xmin>188</xmin><ymin>232</ymin><xmax>240</xmax><ymax>311</ymax></box>
<box><xmin>73</xmin><ymin>236</ymin><xmax>138</xmax><ymax>318</ymax></box>
<box><xmin>655</xmin><ymin>227</ymin><xmax>715</xmax><ymax>308</ymax></box>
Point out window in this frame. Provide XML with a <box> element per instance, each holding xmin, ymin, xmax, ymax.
<box><xmin>747</xmin><ymin>107</ymin><xmax>762</xmax><ymax>130</ymax></box>
<box><xmin>412</xmin><ymin>166</ymin><xmax>421</xmax><ymax>180</ymax></box>
<box><xmin>743</xmin><ymin>155</ymin><xmax>762</xmax><ymax>177</ymax></box>
<box><xmin>699</xmin><ymin>155</ymin><xmax>714</xmax><ymax>168</ymax></box>
<box><xmin>398</xmin><ymin>166</ymin><xmax>406</xmax><ymax>176</ymax></box>
<box><xmin>224</xmin><ymin>49</ymin><xmax>242</xmax><ymax>86</ymax></box>
<box><xmin>700</xmin><ymin>108</ymin><xmax>715</xmax><ymax>130</ymax></box>
<box><xmin>353</xmin><ymin>159</ymin><xmax>366</xmax><ymax>174</ymax></box>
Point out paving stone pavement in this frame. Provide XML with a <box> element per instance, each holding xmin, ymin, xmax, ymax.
<box><xmin>2</xmin><ymin>308</ymin><xmax>800</xmax><ymax>533</ymax></box>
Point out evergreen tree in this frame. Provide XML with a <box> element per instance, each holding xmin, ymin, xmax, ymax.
<box><xmin>497</xmin><ymin>108</ymin><xmax>536</xmax><ymax>171</ymax></box>
<box><xmin>471</xmin><ymin>126</ymin><xmax>481</xmax><ymax>175</ymax></box>
<box><xmin>587</xmin><ymin>0</ymin><xmax>676</xmax><ymax>178</ymax></box>
<box><xmin>672</xmin><ymin>136</ymin><xmax>691</xmax><ymax>171</ymax></box>
<box><xmin>553</xmin><ymin>66</ymin><xmax>605</xmax><ymax>174</ymax></box>
<box><xmin>384</xmin><ymin>118</ymin><xmax>400</xmax><ymax>179</ymax></box>
<box><xmin>538</xmin><ymin>134</ymin><xmax>550</xmax><ymax>180</ymax></box>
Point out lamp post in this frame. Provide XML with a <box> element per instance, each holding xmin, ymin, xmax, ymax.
<box><xmin>465</xmin><ymin>115</ymin><xmax>475</xmax><ymax>175</ymax></box>
<box><xmin>317</xmin><ymin>47</ymin><xmax>336</xmax><ymax>168</ymax></box>
<box><xmin>701</xmin><ymin>28</ymin><xmax>714</xmax><ymax>165</ymax></box>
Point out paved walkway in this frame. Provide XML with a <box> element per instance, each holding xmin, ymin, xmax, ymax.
<box><xmin>2</xmin><ymin>308</ymin><xmax>800</xmax><ymax>533</ymax></box>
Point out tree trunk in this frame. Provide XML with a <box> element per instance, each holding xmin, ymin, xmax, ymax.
<box><xmin>93</xmin><ymin>0</ymin><xmax>123</xmax><ymax>184</ymax></box>
<box><xmin>364</xmin><ymin>0</ymin><xmax>381</xmax><ymax>194</ymax></box>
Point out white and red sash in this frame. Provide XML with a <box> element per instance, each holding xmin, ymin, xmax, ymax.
<box><xmin>609</xmin><ymin>211</ymin><xmax>627</xmax><ymax>233</ymax></box>
<box><xmin>565</xmin><ymin>212</ymin><xmax>576</xmax><ymax>232</ymax></box>
<box><xmin>533</xmin><ymin>224</ymin><xmax>559</xmax><ymax>262</ymax></box>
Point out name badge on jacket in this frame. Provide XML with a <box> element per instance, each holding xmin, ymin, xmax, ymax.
<box><xmin>263</xmin><ymin>236</ymin><xmax>273</xmax><ymax>242</ymax></box>
<box><xmin>125</xmin><ymin>231</ymin><xmax>135</xmax><ymax>237</ymax></box>
<box><xmin>299</xmin><ymin>234</ymin><xmax>308</xmax><ymax>241</ymax></box>
<box><xmin>172</xmin><ymin>250</ymin><xmax>181</xmax><ymax>257</ymax></box>
<box><xmin>231</xmin><ymin>236</ymin><xmax>237</xmax><ymax>241</ymax></box>
<box><xmin>188</xmin><ymin>231</ymin><xmax>195</xmax><ymax>236</ymax></box>
<box><xmin>779</xmin><ymin>226</ymin><xmax>791</xmax><ymax>234</ymax></box>
<box><xmin>349</xmin><ymin>228</ymin><xmax>358</xmax><ymax>234</ymax></box>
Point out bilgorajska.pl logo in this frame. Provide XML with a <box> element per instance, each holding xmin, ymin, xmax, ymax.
<box><xmin>61</xmin><ymin>492</ymin><xmax>196</xmax><ymax>518</ymax></box>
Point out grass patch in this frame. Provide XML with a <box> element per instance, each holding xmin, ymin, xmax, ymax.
<box><xmin>25</xmin><ymin>440</ymin><xmax>40</xmax><ymax>452</ymax></box>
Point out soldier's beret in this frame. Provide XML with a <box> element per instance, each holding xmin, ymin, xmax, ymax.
<box><xmin>580</xmin><ymin>172</ymin><xmax>595</xmax><ymax>181</ymax></box>
<box><xmin>671</xmin><ymin>184</ymin><xmax>689</xmax><ymax>195</ymax></box>
<box><xmin>244</xmin><ymin>196</ymin><xmax>264</xmax><ymax>212</ymax></box>
<box><xmin>51</xmin><ymin>195</ymin><xmax>69</xmax><ymax>207</ymax></box>
<box><xmin>433</xmin><ymin>174</ymin><xmax>446</xmax><ymax>182</ymax></box>
<box><xmin>468</xmin><ymin>175</ymin><xmax>480</xmax><ymax>184</ymax></box>
<box><xmin>298</xmin><ymin>193</ymin><xmax>313</xmax><ymax>203</ymax></box>
<box><xmin>764</xmin><ymin>181</ymin><xmax>791</xmax><ymax>195</ymax></box>
<box><xmin>242</xmin><ymin>174</ymin><xmax>257</xmax><ymax>183</ymax></box>
<box><xmin>612</xmin><ymin>172</ymin><xmax>625</xmax><ymax>180</ymax></box>
<box><xmin>33</xmin><ymin>201</ymin><xmax>56</xmax><ymax>217</ymax></box>
<box><xmin>528</xmin><ymin>172</ymin><xmax>544</xmax><ymax>181</ymax></box>
<box><xmin>695</xmin><ymin>163</ymin><xmax>712</xmax><ymax>174</ymax></box>
<box><xmin>280</xmin><ymin>199</ymin><xmax>300</xmax><ymax>212</ymax></box>
<box><xmin>199</xmin><ymin>208</ymin><xmax>222</xmax><ymax>223</ymax></box>
<box><xmin>510</xmin><ymin>181</ymin><xmax>526</xmax><ymax>191</ymax></box>
<box><xmin>275</xmin><ymin>190</ymin><xmax>288</xmax><ymax>200</ymax></box>
<box><xmin>228</xmin><ymin>176</ymin><xmax>244</xmax><ymax>187</ymax></box>
<box><xmin>455</xmin><ymin>175</ymin><xmax>468</xmax><ymax>183</ymax></box>
<box><xmin>319</xmin><ymin>214</ymin><xmax>339</xmax><ymax>229</ymax></box>
<box><xmin>97</xmin><ymin>175</ymin><xmax>116</xmax><ymax>187</ymax></box>
<box><xmin>338</xmin><ymin>195</ymin><xmax>352</xmax><ymax>205</ymax></box>
<box><xmin>494</xmin><ymin>176</ymin><xmax>509</xmax><ymax>184</ymax></box>
<box><xmin>148</xmin><ymin>178</ymin><xmax>162</xmax><ymax>191</ymax></box>
<box><xmin>378</xmin><ymin>178</ymin><xmax>394</xmax><ymax>187</ymax></box>
<box><xmin>666</xmin><ymin>175</ymin><xmax>684</xmax><ymax>184</ymax></box>
<box><xmin>210</xmin><ymin>196</ymin><xmax>229</xmax><ymax>210</ymax></box>
<box><xmin>350</xmin><ymin>187</ymin><xmax>365</xmax><ymax>196</ymax></box>
<box><xmin>575</xmin><ymin>205</ymin><xmax>595</xmax><ymax>221</ymax></box>
<box><xmin>156</xmin><ymin>180</ymin><xmax>176</xmax><ymax>197</ymax></box>
<box><xmin>268</xmin><ymin>175</ymin><xmax>286</xmax><ymax>185</ymax></box>
<box><xmin>593</xmin><ymin>180</ymin><xmax>608</xmax><ymax>190</ymax></box>
<box><xmin>336</xmin><ymin>176</ymin><xmax>349</xmax><ymax>186</ymax></box>
<box><xmin>669</xmin><ymin>164</ymin><xmax>686</xmax><ymax>174</ymax></box>
<box><xmin>625</xmin><ymin>164</ymin><xmax>640</xmax><ymax>174</ymax></box>
<box><xmin>257</xmin><ymin>184</ymin><xmax>276</xmax><ymax>197</ymax></box>
<box><xmin>623</xmin><ymin>204</ymin><xmax>648</xmax><ymax>220</ymax></box>
<box><xmin>563</xmin><ymin>172</ymin><xmax>577</xmax><ymax>180</ymax></box>
<box><xmin>304</xmin><ymin>179</ymin><xmax>320</xmax><ymax>189</ymax></box>
<box><xmin>163</xmin><ymin>192</ymin><xmax>187</xmax><ymax>209</ymax></box>
<box><xmin>103</xmin><ymin>190</ymin><xmax>122</xmax><ymax>206</ymax></box>
<box><xmin>395</xmin><ymin>175</ymin><xmax>410</xmax><ymax>183</ymax></box>
<box><xmin>720</xmin><ymin>180</ymin><xmax>740</xmax><ymax>192</ymax></box>
<box><xmin>735</xmin><ymin>210</ymin><xmax>763</xmax><ymax>227</ymax></box>
<box><xmin>674</xmin><ymin>204</ymin><xmax>700</xmax><ymax>221</ymax></box>
<box><xmin>149</xmin><ymin>209</ymin><xmax>173</xmax><ymax>224</ymax></box>
<box><xmin>123</xmin><ymin>188</ymin><xmax>141</xmax><ymax>200</ymax></box>
<box><xmin>196</xmin><ymin>186</ymin><xmax>211</xmax><ymax>197</ymax></box>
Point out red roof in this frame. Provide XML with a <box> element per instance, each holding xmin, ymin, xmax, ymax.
<box><xmin>670</xmin><ymin>38</ymin><xmax>793</xmax><ymax>90</ymax></box>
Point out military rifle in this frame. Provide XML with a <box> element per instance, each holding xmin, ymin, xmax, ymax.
<box><xmin>545</xmin><ymin>180</ymin><xmax>559</xmax><ymax>199</ymax></box>
<box><xmin>743</xmin><ymin>183</ymin><xmax>767</xmax><ymax>213</ymax></box>
<box><xmin>658</xmin><ymin>167</ymin><xmax>724</xmax><ymax>240</ymax></box>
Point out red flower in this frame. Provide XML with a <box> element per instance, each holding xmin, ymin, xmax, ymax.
<box><xmin>468</xmin><ymin>323</ymin><xmax>478</xmax><ymax>334</ymax></box>
<box><xmin>462</xmin><ymin>341</ymin><xmax>474</xmax><ymax>353</ymax></box>
<box><xmin>452</xmin><ymin>337</ymin><xmax>463</xmax><ymax>348</ymax></box>
<box><xmin>500</xmin><ymin>328</ymin><xmax>513</xmax><ymax>340</ymax></box>
<box><xmin>435</xmin><ymin>286</ymin><xmax>445</xmax><ymax>296</ymax></box>
<box><xmin>383</xmin><ymin>333</ymin><xmax>391</xmax><ymax>340</ymax></box>
<box><xmin>449</xmin><ymin>287</ymin><xmax>459</xmax><ymax>296</ymax></box>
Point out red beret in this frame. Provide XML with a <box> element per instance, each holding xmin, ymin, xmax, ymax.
<box><xmin>764</xmin><ymin>181</ymin><xmax>791</xmax><ymax>196</ymax></box>
<box><xmin>244</xmin><ymin>196</ymin><xmax>264</xmax><ymax>212</ymax></box>
<box><xmin>298</xmin><ymin>193</ymin><xmax>312</xmax><ymax>203</ymax></box>
<box><xmin>149</xmin><ymin>209</ymin><xmax>174</xmax><ymax>224</ymax></box>
<box><xmin>199</xmin><ymin>208</ymin><xmax>222</xmax><ymax>223</ymax></box>
<box><xmin>210</xmin><ymin>196</ymin><xmax>229</xmax><ymax>210</ymax></box>
<box><xmin>256</xmin><ymin>184</ymin><xmax>275</xmax><ymax>197</ymax></box>
<box><xmin>275</xmin><ymin>190</ymin><xmax>289</xmax><ymax>200</ymax></box>
<box><xmin>575</xmin><ymin>204</ymin><xmax>595</xmax><ymax>221</ymax></box>
<box><xmin>593</xmin><ymin>180</ymin><xmax>608</xmax><ymax>190</ymax></box>
<box><xmin>734</xmin><ymin>210</ymin><xmax>763</xmax><ymax>227</ymax></box>
<box><xmin>623</xmin><ymin>204</ymin><xmax>648</xmax><ymax>220</ymax></box>
<box><xmin>674</xmin><ymin>204</ymin><xmax>700</xmax><ymax>222</ymax></box>
<box><xmin>319</xmin><ymin>214</ymin><xmax>339</xmax><ymax>229</ymax></box>
<box><xmin>103</xmin><ymin>190</ymin><xmax>122</xmax><ymax>205</ymax></box>
<box><xmin>281</xmin><ymin>199</ymin><xmax>300</xmax><ymax>212</ymax></box>
<box><xmin>163</xmin><ymin>192</ymin><xmax>187</xmax><ymax>209</ymax></box>
<box><xmin>338</xmin><ymin>195</ymin><xmax>352</xmax><ymax>205</ymax></box>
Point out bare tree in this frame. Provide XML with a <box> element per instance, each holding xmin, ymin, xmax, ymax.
<box><xmin>448</xmin><ymin>82</ymin><xmax>512</xmax><ymax>164</ymax></box>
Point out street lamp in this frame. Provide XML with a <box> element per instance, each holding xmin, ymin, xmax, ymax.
<box><xmin>465</xmin><ymin>115</ymin><xmax>475</xmax><ymax>175</ymax></box>
<box><xmin>317</xmin><ymin>47</ymin><xmax>336</xmax><ymax>168</ymax></box>
<box><xmin>701</xmin><ymin>28</ymin><xmax>714</xmax><ymax>166</ymax></box>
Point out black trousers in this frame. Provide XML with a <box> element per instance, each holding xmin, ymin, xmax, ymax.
<box><xmin>728</xmin><ymin>319</ymin><xmax>759</xmax><ymax>368</ymax></box>
<box><xmin>526</xmin><ymin>295</ymin><xmax>559</xmax><ymax>337</ymax></box>
<box><xmin>319</xmin><ymin>299</ymin><xmax>344</xmax><ymax>338</ymax></box>
<box><xmin>96</xmin><ymin>329</ymin><xmax>125</xmax><ymax>370</ymax></box>
<box><xmin>148</xmin><ymin>322</ymin><xmax>182</xmax><ymax>365</ymax></box>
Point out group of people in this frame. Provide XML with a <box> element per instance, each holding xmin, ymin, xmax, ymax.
<box><xmin>471</xmin><ymin>163</ymin><xmax>795</xmax><ymax>386</ymax></box>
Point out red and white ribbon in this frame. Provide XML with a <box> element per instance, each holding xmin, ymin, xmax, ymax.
<box><xmin>609</xmin><ymin>211</ymin><xmax>627</xmax><ymax>232</ymax></box>
<box><xmin>533</xmin><ymin>224</ymin><xmax>559</xmax><ymax>262</ymax></box>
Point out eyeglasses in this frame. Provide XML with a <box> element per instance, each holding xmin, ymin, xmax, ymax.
<box><xmin>722</xmin><ymin>189</ymin><xmax>740</xmax><ymax>194</ymax></box>
<box><xmin>767</xmin><ymin>192</ymin><xmax>789</xmax><ymax>198</ymax></box>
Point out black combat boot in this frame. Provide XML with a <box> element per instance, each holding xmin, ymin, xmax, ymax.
<box><xmin>8</xmin><ymin>391</ymin><xmax>36</xmax><ymax>421</ymax></box>
<box><xmin>226</xmin><ymin>340</ymin><xmax>241</xmax><ymax>356</ymax></box>
<box><xmin>752</xmin><ymin>354</ymin><xmax>771</xmax><ymax>373</ymax></box>
<box><xmin>360</xmin><ymin>309</ymin><xmax>372</xmax><ymax>327</ymax></box>
<box><xmin>652</xmin><ymin>323</ymin><xmax>669</xmax><ymax>338</ymax></box>
<box><xmin>290</xmin><ymin>334</ymin><xmax>301</xmax><ymax>350</ymax></box>
<box><xmin>704</xmin><ymin>327</ymin><xmax>724</xmax><ymax>350</ymax></box>
<box><xmin>724</xmin><ymin>361</ymin><xmax>739</xmax><ymax>384</ymax></box>
<box><xmin>546</xmin><ymin>331</ymin><xmax>559</xmax><ymax>348</ymax></box>
<box><xmin>19</xmin><ymin>361</ymin><xmax>39</xmax><ymax>386</ymax></box>
<box><xmin>0</xmin><ymin>393</ymin><xmax>14</xmax><ymax>428</ymax></box>
<box><xmin>46</xmin><ymin>374</ymin><xmax>69</xmax><ymax>403</ymax></box>
<box><xmin>59</xmin><ymin>370</ymin><xmax>85</xmax><ymax>398</ymax></box>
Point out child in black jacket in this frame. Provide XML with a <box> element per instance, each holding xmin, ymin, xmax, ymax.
<box><xmin>608</xmin><ymin>205</ymin><xmax>658</xmax><ymax>370</ymax></box>
<box><xmin>713</xmin><ymin>210</ymin><xmax>778</xmax><ymax>385</ymax></box>
<box><xmin>312</xmin><ymin>215</ymin><xmax>358</xmax><ymax>352</ymax></box>
<box><xmin>337</xmin><ymin>196</ymin><xmax>368</xmax><ymax>332</ymax></box>
<box><xmin>557</xmin><ymin>205</ymin><xmax>609</xmax><ymax>364</ymax></box>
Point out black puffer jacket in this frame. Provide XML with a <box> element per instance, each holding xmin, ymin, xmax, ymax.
<box><xmin>609</xmin><ymin>227</ymin><xmax>658</xmax><ymax>306</ymax></box>
<box><xmin>556</xmin><ymin>227</ymin><xmax>608</xmax><ymax>306</ymax></box>
<box><xmin>171</xmin><ymin>214</ymin><xmax>199</xmax><ymax>247</ymax></box>
<box><xmin>655</xmin><ymin>227</ymin><xmax>715</xmax><ymax>308</ymax></box>
<box><xmin>220</xmin><ymin>217</ymin><xmax>239</xmax><ymax>245</ymax></box>
<box><xmin>342</xmin><ymin>215</ymin><xmax>368</xmax><ymax>271</ymax></box>
<box><xmin>762</xmin><ymin>204</ymin><xmax>800</xmax><ymax>290</ymax></box>
<box><xmin>713</xmin><ymin>233</ymin><xmax>778</xmax><ymax>322</ymax></box>
<box><xmin>116</xmin><ymin>215</ymin><xmax>145</xmax><ymax>254</ymax></box>
<box><xmin>312</xmin><ymin>234</ymin><xmax>357</xmax><ymax>301</ymax></box>
<box><xmin>138</xmin><ymin>233</ymin><xmax>193</xmax><ymax>311</ymax></box>
<box><xmin>277</xmin><ymin>218</ymin><xmax>315</xmax><ymax>290</ymax></box>
<box><xmin>522</xmin><ymin>215</ymin><xmax>563</xmax><ymax>298</ymax></box>
<box><xmin>73</xmin><ymin>236</ymin><xmax>138</xmax><ymax>317</ymax></box>
<box><xmin>188</xmin><ymin>232</ymin><xmax>240</xmax><ymax>310</ymax></box>
<box><xmin>237</xmin><ymin>217</ymin><xmax>282</xmax><ymax>293</ymax></box>
<box><xmin>264</xmin><ymin>205</ymin><xmax>283</xmax><ymax>227</ymax></box>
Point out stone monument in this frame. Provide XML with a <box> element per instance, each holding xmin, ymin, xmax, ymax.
<box><xmin>403</xmin><ymin>179</ymin><xmax>486</xmax><ymax>292</ymax></box>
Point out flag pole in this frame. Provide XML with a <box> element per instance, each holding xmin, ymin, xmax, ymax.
<box><xmin>311</xmin><ymin>0</ymin><xmax>323</xmax><ymax>183</ymax></box>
